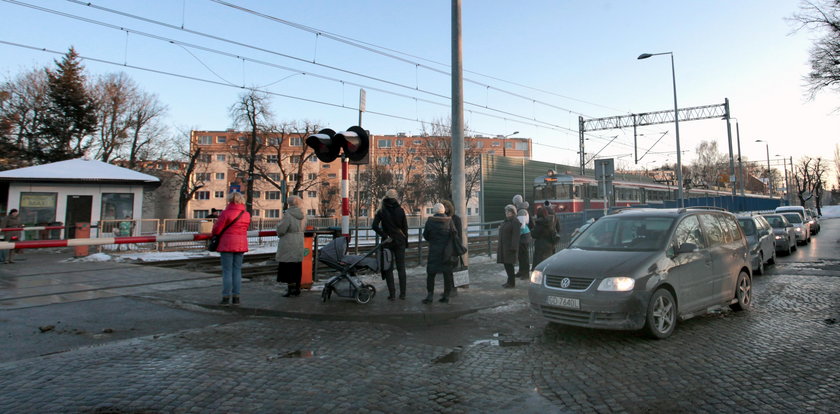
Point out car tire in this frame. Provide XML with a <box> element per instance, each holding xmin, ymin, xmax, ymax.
<box><xmin>768</xmin><ymin>249</ymin><xmax>776</xmax><ymax>265</ymax></box>
<box><xmin>730</xmin><ymin>270</ymin><xmax>752</xmax><ymax>311</ymax></box>
<box><xmin>644</xmin><ymin>288</ymin><xmax>677</xmax><ymax>339</ymax></box>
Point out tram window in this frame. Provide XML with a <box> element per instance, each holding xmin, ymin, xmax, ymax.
<box><xmin>573</xmin><ymin>185</ymin><xmax>580</xmax><ymax>198</ymax></box>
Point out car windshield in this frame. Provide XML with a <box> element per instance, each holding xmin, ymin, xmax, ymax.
<box><xmin>763</xmin><ymin>215</ymin><xmax>787</xmax><ymax>228</ymax></box>
<box><xmin>737</xmin><ymin>218</ymin><xmax>756</xmax><ymax>236</ymax></box>
<box><xmin>571</xmin><ymin>216</ymin><xmax>674</xmax><ymax>251</ymax></box>
<box><xmin>782</xmin><ymin>213</ymin><xmax>802</xmax><ymax>224</ymax></box>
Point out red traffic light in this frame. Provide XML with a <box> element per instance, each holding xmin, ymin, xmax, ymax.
<box><xmin>305</xmin><ymin>128</ymin><xmax>340</xmax><ymax>162</ymax></box>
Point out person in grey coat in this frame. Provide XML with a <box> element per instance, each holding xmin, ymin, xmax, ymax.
<box><xmin>498</xmin><ymin>204</ymin><xmax>521</xmax><ymax>288</ymax></box>
<box><xmin>422</xmin><ymin>203</ymin><xmax>454</xmax><ymax>303</ymax></box>
<box><xmin>276</xmin><ymin>196</ymin><xmax>306</xmax><ymax>297</ymax></box>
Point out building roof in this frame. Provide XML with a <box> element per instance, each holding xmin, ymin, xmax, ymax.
<box><xmin>0</xmin><ymin>158</ymin><xmax>161</xmax><ymax>185</ymax></box>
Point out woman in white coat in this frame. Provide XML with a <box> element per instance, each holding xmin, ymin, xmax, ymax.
<box><xmin>275</xmin><ymin>196</ymin><xmax>306</xmax><ymax>297</ymax></box>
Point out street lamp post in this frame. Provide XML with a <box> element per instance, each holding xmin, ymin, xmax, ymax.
<box><xmin>502</xmin><ymin>131</ymin><xmax>519</xmax><ymax>157</ymax></box>
<box><xmin>775</xmin><ymin>154</ymin><xmax>789</xmax><ymax>203</ymax></box>
<box><xmin>638</xmin><ymin>52</ymin><xmax>683</xmax><ymax>208</ymax></box>
<box><xmin>755</xmin><ymin>140</ymin><xmax>771</xmax><ymax>195</ymax></box>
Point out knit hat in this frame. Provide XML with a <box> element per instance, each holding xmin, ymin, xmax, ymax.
<box><xmin>385</xmin><ymin>189</ymin><xmax>398</xmax><ymax>200</ymax></box>
<box><xmin>512</xmin><ymin>194</ymin><xmax>523</xmax><ymax>205</ymax></box>
<box><xmin>432</xmin><ymin>203</ymin><xmax>446</xmax><ymax>214</ymax></box>
<box><xmin>504</xmin><ymin>204</ymin><xmax>517</xmax><ymax>215</ymax></box>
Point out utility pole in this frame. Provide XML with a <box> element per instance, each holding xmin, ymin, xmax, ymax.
<box><xmin>451</xmin><ymin>0</ymin><xmax>467</xmax><ymax>253</ymax></box>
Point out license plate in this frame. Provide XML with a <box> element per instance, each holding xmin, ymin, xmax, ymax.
<box><xmin>547</xmin><ymin>295</ymin><xmax>580</xmax><ymax>309</ymax></box>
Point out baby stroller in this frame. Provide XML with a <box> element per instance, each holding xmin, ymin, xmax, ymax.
<box><xmin>319</xmin><ymin>236</ymin><xmax>393</xmax><ymax>304</ymax></box>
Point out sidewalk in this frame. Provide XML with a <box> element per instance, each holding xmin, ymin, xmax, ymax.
<box><xmin>0</xmin><ymin>249</ymin><xmax>532</xmax><ymax>324</ymax></box>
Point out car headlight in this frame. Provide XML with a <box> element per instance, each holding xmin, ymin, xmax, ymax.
<box><xmin>597</xmin><ymin>277</ymin><xmax>635</xmax><ymax>292</ymax></box>
<box><xmin>774</xmin><ymin>235</ymin><xmax>783</xmax><ymax>240</ymax></box>
<box><xmin>530</xmin><ymin>269</ymin><xmax>544</xmax><ymax>284</ymax></box>
<box><xmin>794</xmin><ymin>228</ymin><xmax>802</xmax><ymax>232</ymax></box>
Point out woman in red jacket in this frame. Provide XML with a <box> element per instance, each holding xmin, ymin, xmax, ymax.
<box><xmin>211</xmin><ymin>192</ymin><xmax>251</xmax><ymax>305</ymax></box>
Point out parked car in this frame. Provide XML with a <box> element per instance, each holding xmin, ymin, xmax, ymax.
<box><xmin>779</xmin><ymin>212</ymin><xmax>811</xmax><ymax>245</ymax></box>
<box><xmin>736</xmin><ymin>215</ymin><xmax>776</xmax><ymax>275</ymax></box>
<box><xmin>528</xmin><ymin>208</ymin><xmax>752</xmax><ymax>339</ymax></box>
<box><xmin>775</xmin><ymin>206</ymin><xmax>817</xmax><ymax>235</ymax></box>
<box><xmin>761</xmin><ymin>214</ymin><xmax>797</xmax><ymax>256</ymax></box>
<box><xmin>806</xmin><ymin>209</ymin><xmax>821</xmax><ymax>235</ymax></box>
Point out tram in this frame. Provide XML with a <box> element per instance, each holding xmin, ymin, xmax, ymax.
<box><xmin>532</xmin><ymin>170</ymin><xmax>764</xmax><ymax>213</ymax></box>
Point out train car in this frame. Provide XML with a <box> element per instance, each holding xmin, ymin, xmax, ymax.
<box><xmin>533</xmin><ymin>171</ymin><xmax>777</xmax><ymax>213</ymax></box>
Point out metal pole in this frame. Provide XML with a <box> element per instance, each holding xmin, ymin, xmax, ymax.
<box><xmin>451</xmin><ymin>0</ymin><xmax>467</xmax><ymax>257</ymax></box>
<box><xmin>765</xmin><ymin>144</ymin><xmax>771</xmax><ymax>196</ymax></box>
<box><xmin>724</xmin><ymin>99</ymin><xmax>736</xmax><ymax>199</ymax></box>
<box><xmin>340</xmin><ymin>155</ymin><xmax>350</xmax><ymax>239</ymax></box>
<box><xmin>670</xmin><ymin>53</ymin><xmax>684</xmax><ymax>208</ymax></box>
<box><xmin>736</xmin><ymin>121</ymin><xmax>744</xmax><ymax>196</ymax></box>
<box><xmin>579</xmin><ymin>116</ymin><xmax>585</xmax><ymax>175</ymax></box>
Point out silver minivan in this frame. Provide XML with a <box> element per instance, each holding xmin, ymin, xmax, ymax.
<box><xmin>529</xmin><ymin>208</ymin><xmax>752</xmax><ymax>339</ymax></box>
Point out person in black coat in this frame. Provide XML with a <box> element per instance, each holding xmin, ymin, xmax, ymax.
<box><xmin>531</xmin><ymin>206</ymin><xmax>555</xmax><ymax>270</ymax></box>
<box><xmin>498</xmin><ymin>204</ymin><xmax>521</xmax><ymax>288</ymax></box>
<box><xmin>371</xmin><ymin>189</ymin><xmax>409</xmax><ymax>300</ymax></box>
<box><xmin>422</xmin><ymin>203</ymin><xmax>454</xmax><ymax>303</ymax></box>
<box><xmin>441</xmin><ymin>200</ymin><xmax>462</xmax><ymax>296</ymax></box>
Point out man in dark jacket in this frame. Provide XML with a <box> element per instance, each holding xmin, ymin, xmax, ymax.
<box><xmin>1</xmin><ymin>209</ymin><xmax>22</xmax><ymax>264</ymax></box>
<box><xmin>371</xmin><ymin>189</ymin><xmax>409</xmax><ymax>300</ymax></box>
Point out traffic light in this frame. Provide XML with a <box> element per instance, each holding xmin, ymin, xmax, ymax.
<box><xmin>305</xmin><ymin>128</ymin><xmax>340</xmax><ymax>162</ymax></box>
<box><xmin>305</xmin><ymin>126</ymin><xmax>369</xmax><ymax>164</ymax></box>
<box><xmin>335</xmin><ymin>126</ymin><xmax>369</xmax><ymax>164</ymax></box>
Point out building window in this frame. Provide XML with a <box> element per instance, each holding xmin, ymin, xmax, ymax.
<box><xmin>100</xmin><ymin>193</ymin><xmax>134</xmax><ymax>221</ymax></box>
<box><xmin>216</xmin><ymin>154</ymin><xmax>226</xmax><ymax>162</ymax></box>
<box><xmin>268</xmin><ymin>137</ymin><xmax>280</xmax><ymax>145</ymax></box>
<box><xmin>473</xmin><ymin>141</ymin><xmax>483</xmax><ymax>148</ymax></box>
<box><xmin>307</xmin><ymin>173</ymin><xmax>317</xmax><ymax>180</ymax></box>
<box><xmin>214</xmin><ymin>191</ymin><xmax>225</xmax><ymax>198</ymax></box>
<box><xmin>252</xmin><ymin>209</ymin><xmax>260</xmax><ymax>217</ymax></box>
<box><xmin>265</xmin><ymin>209</ymin><xmax>280</xmax><ymax>218</ymax></box>
<box><xmin>215</xmin><ymin>172</ymin><xmax>225</xmax><ymax>180</ymax></box>
<box><xmin>492</xmin><ymin>142</ymin><xmax>500</xmax><ymax>147</ymax></box>
<box><xmin>169</xmin><ymin>163</ymin><xmax>179</xmax><ymax>170</ymax></box>
<box><xmin>238</xmin><ymin>136</ymin><xmax>247</xmax><ymax>142</ymax></box>
<box><xmin>396</xmin><ymin>139</ymin><xmax>404</xmax><ymax>147</ymax></box>
<box><xmin>195</xmin><ymin>191</ymin><xmax>210</xmax><ymax>200</ymax></box>
<box><xmin>515</xmin><ymin>142</ymin><xmax>528</xmax><ymax>150</ymax></box>
<box><xmin>198</xmin><ymin>135</ymin><xmax>212</xmax><ymax>145</ymax></box>
<box><xmin>267</xmin><ymin>173</ymin><xmax>281</xmax><ymax>181</ymax></box>
<box><xmin>505</xmin><ymin>142</ymin><xmax>513</xmax><ymax>149</ymax></box>
<box><xmin>195</xmin><ymin>173</ymin><xmax>211</xmax><ymax>181</ymax></box>
<box><xmin>327</xmin><ymin>173</ymin><xmax>337</xmax><ymax>178</ymax></box>
<box><xmin>395</xmin><ymin>156</ymin><xmax>404</xmax><ymax>164</ymax></box>
<box><xmin>290</xmin><ymin>155</ymin><xmax>301</xmax><ymax>163</ymax></box>
<box><xmin>266</xmin><ymin>191</ymin><xmax>281</xmax><ymax>200</ymax></box>
<box><xmin>266</xmin><ymin>154</ymin><xmax>278</xmax><ymax>163</ymax></box>
<box><xmin>198</xmin><ymin>154</ymin><xmax>211</xmax><ymax>163</ymax></box>
<box><xmin>193</xmin><ymin>210</ymin><xmax>209</xmax><ymax>218</ymax></box>
<box><xmin>251</xmin><ymin>191</ymin><xmax>261</xmax><ymax>199</ymax></box>
<box><xmin>217</xmin><ymin>136</ymin><xmax>226</xmax><ymax>143</ymax></box>
<box><xmin>488</xmin><ymin>150</ymin><xmax>496</xmax><ymax>155</ymax></box>
<box><xmin>290</xmin><ymin>137</ymin><xmax>303</xmax><ymax>146</ymax></box>
<box><xmin>322</xmin><ymin>164</ymin><xmax>330</xmax><ymax>169</ymax></box>
<box><xmin>309</xmin><ymin>155</ymin><xmax>318</xmax><ymax>162</ymax></box>
<box><xmin>308</xmin><ymin>191</ymin><xmax>317</xmax><ymax>198</ymax></box>
<box><xmin>289</xmin><ymin>173</ymin><xmax>301</xmax><ymax>181</ymax></box>
<box><xmin>378</xmin><ymin>156</ymin><xmax>391</xmax><ymax>165</ymax></box>
<box><xmin>426</xmin><ymin>207</ymin><xmax>435</xmax><ymax>214</ymax></box>
<box><xmin>413</xmin><ymin>139</ymin><xmax>422</xmax><ymax>145</ymax></box>
<box><xmin>306</xmin><ymin>209</ymin><xmax>316</xmax><ymax>216</ymax></box>
<box><xmin>413</xmin><ymin>156</ymin><xmax>422</xmax><ymax>161</ymax></box>
<box><xmin>378</xmin><ymin>139</ymin><xmax>392</xmax><ymax>148</ymax></box>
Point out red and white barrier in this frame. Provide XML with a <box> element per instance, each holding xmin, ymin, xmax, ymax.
<box><xmin>0</xmin><ymin>229</ymin><xmax>281</xmax><ymax>251</ymax></box>
<box><xmin>0</xmin><ymin>225</ymin><xmax>70</xmax><ymax>232</ymax></box>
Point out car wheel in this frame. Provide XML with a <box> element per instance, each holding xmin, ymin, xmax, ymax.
<box><xmin>755</xmin><ymin>253</ymin><xmax>764</xmax><ymax>275</ymax></box>
<box><xmin>730</xmin><ymin>271</ymin><xmax>752</xmax><ymax>311</ymax></box>
<box><xmin>768</xmin><ymin>249</ymin><xmax>776</xmax><ymax>265</ymax></box>
<box><xmin>644</xmin><ymin>289</ymin><xmax>677</xmax><ymax>339</ymax></box>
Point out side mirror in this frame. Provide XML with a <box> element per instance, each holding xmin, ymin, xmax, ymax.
<box><xmin>676</xmin><ymin>242</ymin><xmax>698</xmax><ymax>254</ymax></box>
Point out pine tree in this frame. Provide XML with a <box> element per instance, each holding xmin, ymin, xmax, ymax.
<box><xmin>37</xmin><ymin>47</ymin><xmax>98</xmax><ymax>163</ymax></box>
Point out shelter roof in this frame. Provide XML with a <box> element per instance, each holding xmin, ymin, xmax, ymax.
<box><xmin>0</xmin><ymin>158</ymin><xmax>161</xmax><ymax>185</ymax></box>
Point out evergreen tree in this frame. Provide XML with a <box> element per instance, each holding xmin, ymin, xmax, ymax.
<box><xmin>37</xmin><ymin>47</ymin><xmax>98</xmax><ymax>163</ymax></box>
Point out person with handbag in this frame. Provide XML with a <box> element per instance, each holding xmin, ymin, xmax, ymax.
<box><xmin>422</xmin><ymin>203</ymin><xmax>454</xmax><ymax>304</ymax></box>
<box><xmin>371</xmin><ymin>189</ymin><xmax>409</xmax><ymax>300</ymax></box>
<box><xmin>531</xmin><ymin>206</ymin><xmax>555</xmax><ymax>270</ymax></box>
<box><xmin>275</xmin><ymin>195</ymin><xmax>306</xmax><ymax>298</ymax></box>
<box><xmin>498</xmin><ymin>204</ymin><xmax>521</xmax><ymax>288</ymax></box>
<box><xmin>211</xmin><ymin>192</ymin><xmax>251</xmax><ymax>305</ymax></box>
<box><xmin>441</xmin><ymin>200</ymin><xmax>463</xmax><ymax>296</ymax></box>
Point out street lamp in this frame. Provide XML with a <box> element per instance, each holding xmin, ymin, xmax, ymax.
<box><xmin>775</xmin><ymin>154</ymin><xmax>789</xmax><ymax>203</ymax></box>
<box><xmin>755</xmin><ymin>139</ymin><xmax>771</xmax><ymax>195</ymax></box>
<box><xmin>730</xmin><ymin>118</ymin><xmax>745</xmax><ymax>197</ymax></box>
<box><xmin>638</xmin><ymin>52</ymin><xmax>683</xmax><ymax>208</ymax></box>
<box><xmin>502</xmin><ymin>131</ymin><xmax>519</xmax><ymax>157</ymax></box>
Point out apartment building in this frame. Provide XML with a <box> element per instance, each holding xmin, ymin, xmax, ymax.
<box><xmin>187</xmin><ymin>130</ymin><xmax>532</xmax><ymax>219</ymax></box>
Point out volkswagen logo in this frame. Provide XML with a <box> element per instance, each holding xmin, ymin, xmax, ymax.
<box><xmin>560</xmin><ymin>277</ymin><xmax>571</xmax><ymax>288</ymax></box>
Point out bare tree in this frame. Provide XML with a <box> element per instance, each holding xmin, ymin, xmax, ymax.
<box><xmin>229</xmin><ymin>90</ymin><xmax>274</xmax><ymax>213</ymax></box>
<box><xmin>255</xmin><ymin>120</ymin><xmax>320</xmax><ymax>204</ymax></box>
<box><xmin>357</xmin><ymin>146</ymin><xmax>430</xmax><ymax>216</ymax></box>
<box><xmin>124</xmin><ymin>90</ymin><xmax>167</xmax><ymax>168</ymax></box>
<box><xmin>792</xmin><ymin>156</ymin><xmax>828</xmax><ymax>208</ymax></box>
<box><xmin>92</xmin><ymin>73</ymin><xmax>135</xmax><ymax>163</ymax></box>
<box><xmin>420</xmin><ymin>118</ymin><xmax>481</xmax><ymax>203</ymax></box>
<box><xmin>317</xmin><ymin>182</ymin><xmax>340</xmax><ymax>217</ymax></box>
<box><xmin>792</xmin><ymin>1</ymin><xmax>840</xmax><ymax>98</ymax></box>
<box><xmin>689</xmin><ymin>141</ymin><xmax>728</xmax><ymax>189</ymax></box>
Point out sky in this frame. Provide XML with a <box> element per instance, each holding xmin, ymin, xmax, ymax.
<box><xmin>1</xmin><ymin>0</ymin><xmax>838</xmax><ymax>186</ymax></box>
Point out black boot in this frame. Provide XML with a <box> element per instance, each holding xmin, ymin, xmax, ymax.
<box><xmin>231</xmin><ymin>295</ymin><xmax>240</xmax><ymax>305</ymax></box>
<box><xmin>283</xmin><ymin>284</ymin><xmax>297</xmax><ymax>297</ymax></box>
<box><xmin>219</xmin><ymin>296</ymin><xmax>230</xmax><ymax>305</ymax></box>
<box><xmin>422</xmin><ymin>292</ymin><xmax>434</xmax><ymax>304</ymax></box>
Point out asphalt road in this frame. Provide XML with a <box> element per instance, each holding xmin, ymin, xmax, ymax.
<box><xmin>1</xmin><ymin>216</ymin><xmax>838</xmax><ymax>413</ymax></box>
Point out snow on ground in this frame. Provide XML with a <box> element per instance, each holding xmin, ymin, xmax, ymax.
<box><xmin>820</xmin><ymin>205</ymin><xmax>840</xmax><ymax>218</ymax></box>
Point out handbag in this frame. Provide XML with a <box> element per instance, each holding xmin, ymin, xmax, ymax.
<box><xmin>208</xmin><ymin>210</ymin><xmax>244</xmax><ymax>252</ymax></box>
<box><xmin>449</xmin><ymin>220</ymin><xmax>467</xmax><ymax>257</ymax></box>
<box><xmin>452</xmin><ymin>256</ymin><xmax>469</xmax><ymax>287</ymax></box>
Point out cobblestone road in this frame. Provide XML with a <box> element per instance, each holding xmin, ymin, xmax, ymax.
<box><xmin>1</xmin><ymin>257</ymin><xmax>838</xmax><ymax>413</ymax></box>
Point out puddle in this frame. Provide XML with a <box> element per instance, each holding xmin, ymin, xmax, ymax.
<box><xmin>432</xmin><ymin>348</ymin><xmax>462</xmax><ymax>364</ymax></box>
<box><xmin>499</xmin><ymin>340</ymin><xmax>530</xmax><ymax>347</ymax></box>
<box><xmin>268</xmin><ymin>350</ymin><xmax>316</xmax><ymax>360</ymax></box>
